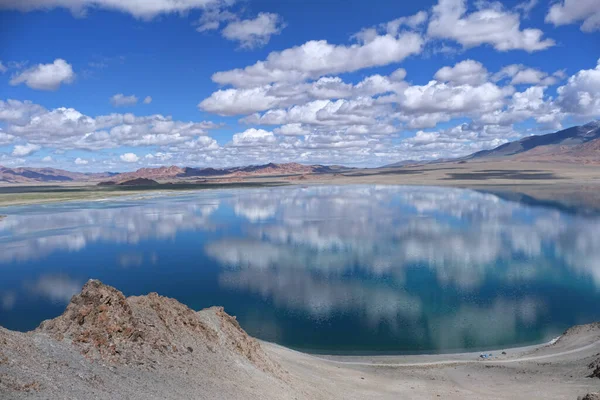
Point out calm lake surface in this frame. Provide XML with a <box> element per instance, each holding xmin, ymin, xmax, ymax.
<box><xmin>1</xmin><ymin>185</ymin><xmax>599</xmax><ymax>354</ymax></box>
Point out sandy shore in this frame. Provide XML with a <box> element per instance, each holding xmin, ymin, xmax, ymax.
<box><xmin>1</xmin><ymin>281</ymin><xmax>599</xmax><ymax>400</ymax></box>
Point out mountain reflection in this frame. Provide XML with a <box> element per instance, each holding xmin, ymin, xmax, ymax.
<box><xmin>1</xmin><ymin>186</ymin><xmax>599</xmax><ymax>352</ymax></box>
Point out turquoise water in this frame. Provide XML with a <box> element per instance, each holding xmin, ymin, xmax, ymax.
<box><xmin>1</xmin><ymin>185</ymin><xmax>599</xmax><ymax>354</ymax></box>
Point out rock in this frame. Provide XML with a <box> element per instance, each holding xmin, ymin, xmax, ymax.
<box><xmin>588</xmin><ymin>357</ymin><xmax>600</xmax><ymax>379</ymax></box>
<box><xmin>578</xmin><ymin>393</ymin><xmax>600</xmax><ymax>400</ymax></box>
<box><xmin>37</xmin><ymin>279</ymin><xmax>283</xmax><ymax>377</ymax></box>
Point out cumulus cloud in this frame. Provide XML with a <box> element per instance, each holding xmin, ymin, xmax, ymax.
<box><xmin>0</xmin><ymin>61</ymin><xmax>7</xmax><ymax>73</ymax></box>
<box><xmin>12</xmin><ymin>143</ymin><xmax>41</xmax><ymax>156</ymax></box>
<box><xmin>120</xmin><ymin>152</ymin><xmax>140</xmax><ymax>163</ymax></box>
<box><xmin>222</xmin><ymin>12</ymin><xmax>285</xmax><ymax>49</ymax></box>
<box><xmin>9</xmin><ymin>59</ymin><xmax>75</xmax><ymax>91</ymax></box>
<box><xmin>199</xmin><ymin>74</ymin><xmax>404</xmax><ymax>116</ymax></box>
<box><xmin>212</xmin><ymin>33</ymin><xmax>423</xmax><ymax>87</ymax></box>
<box><xmin>143</xmin><ymin>96</ymin><xmax>153</xmax><ymax>104</ymax></box>
<box><xmin>352</xmin><ymin>11</ymin><xmax>428</xmax><ymax>43</ymax></box>
<box><xmin>556</xmin><ymin>59</ymin><xmax>600</xmax><ymax>117</ymax></box>
<box><xmin>0</xmin><ymin>100</ymin><xmax>218</xmax><ymax>151</ymax></box>
<box><xmin>0</xmin><ymin>0</ymin><xmax>227</xmax><ymax>20</ymax></box>
<box><xmin>0</xmin><ymin>130</ymin><xmax>15</xmax><ymax>146</ymax></box>
<box><xmin>74</xmin><ymin>157</ymin><xmax>88</xmax><ymax>165</ymax></box>
<box><xmin>546</xmin><ymin>0</ymin><xmax>600</xmax><ymax>32</ymax></box>
<box><xmin>110</xmin><ymin>94</ymin><xmax>138</xmax><ymax>107</ymax></box>
<box><xmin>492</xmin><ymin>64</ymin><xmax>563</xmax><ymax>86</ymax></box>
<box><xmin>231</xmin><ymin>128</ymin><xmax>276</xmax><ymax>147</ymax></box>
<box><xmin>434</xmin><ymin>59</ymin><xmax>489</xmax><ymax>85</ymax></box>
<box><xmin>427</xmin><ymin>0</ymin><xmax>555</xmax><ymax>52</ymax></box>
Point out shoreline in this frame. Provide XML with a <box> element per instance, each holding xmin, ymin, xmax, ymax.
<box><xmin>266</xmin><ymin>335</ymin><xmax>589</xmax><ymax>367</ymax></box>
<box><xmin>2</xmin><ymin>280</ymin><xmax>599</xmax><ymax>399</ymax></box>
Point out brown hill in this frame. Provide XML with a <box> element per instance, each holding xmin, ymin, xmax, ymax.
<box><xmin>111</xmin><ymin>166</ymin><xmax>185</xmax><ymax>182</ymax></box>
<box><xmin>117</xmin><ymin>178</ymin><xmax>160</xmax><ymax>186</ymax></box>
<box><xmin>467</xmin><ymin>121</ymin><xmax>600</xmax><ymax>162</ymax></box>
<box><xmin>0</xmin><ymin>163</ymin><xmax>347</xmax><ymax>185</ymax></box>
<box><xmin>512</xmin><ymin>136</ymin><xmax>600</xmax><ymax>164</ymax></box>
<box><xmin>0</xmin><ymin>166</ymin><xmax>113</xmax><ymax>184</ymax></box>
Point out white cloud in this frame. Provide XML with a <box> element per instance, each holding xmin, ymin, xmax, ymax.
<box><xmin>400</xmin><ymin>81</ymin><xmax>508</xmax><ymax>119</ymax></box>
<box><xmin>434</xmin><ymin>60</ymin><xmax>489</xmax><ymax>85</ymax></box>
<box><xmin>427</xmin><ymin>0</ymin><xmax>555</xmax><ymax>52</ymax></box>
<box><xmin>493</xmin><ymin>64</ymin><xmax>560</xmax><ymax>86</ymax></box>
<box><xmin>0</xmin><ymin>61</ymin><xmax>7</xmax><ymax>73</ymax></box>
<box><xmin>352</xmin><ymin>11</ymin><xmax>428</xmax><ymax>43</ymax></box>
<box><xmin>274</xmin><ymin>123</ymin><xmax>312</xmax><ymax>136</ymax></box>
<box><xmin>0</xmin><ymin>100</ymin><xmax>219</xmax><ymax>151</ymax></box>
<box><xmin>196</xmin><ymin>8</ymin><xmax>237</xmax><ymax>32</ymax></box>
<box><xmin>212</xmin><ymin>33</ymin><xmax>424</xmax><ymax>87</ymax></box>
<box><xmin>222</xmin><ymin>12</ymin><xmax>285</xmax><ymax>49</ymax></box>
<box><xmin>0</xmin><ymin>0</ymin><xmax>227</xmax><ymax>20</ymax></box>
<box><xmin>120</xmin><ymin>152</ymin><xmax>140</xmax><ymax>163</ymax></box>
<box><xmin>546</xmin><ymin>0</ymin><xmax>600</xmax><ymax>32</ymax></box>
<box><xmin>74</xmin><ymin>157</ymin><xmax>88</xmax><ymax>165</ymax></box>
<box><xmin>231</xmin><ymin>128</ymin><xmax>276</xmax><ymax>147</ymax></box>
<box><xmin>9</xmin><ymin>59</ymin><xmax>75</xmax><ymax>91</ymax></box>
<box><xmin>515</xmin><ymin>0</ymin><xmax>538</xmax><ymax>17</ymax></box>
<box><xmin>42</xmin><ymin>156</ymin><xmax>53</xmax><ymax>162</ymax></box>
<box><xmin>556</xmin><ymin>59</ymin><xmax>600</xmax><ymax>117</ymax></box>
<box><xmin>0</xmin><ymin>130</ymin><xmax>15</xmax><ymax>146</ymax></box>
<box><xmin>200</xmin><ymin>74</ymin><xmax>405</xmax><ymax>116</ymax></box>
<box><xmin>110</xmin><ymin>93</ymin><xmax>138</xmax><ymax>107</ymax></box>
<box><xmin>12</xmin><ymin>143</ymin><xmax>41</xmax><ymax>156</ymax></box>
<box><xmin>143</xmin><ymin>96</ymin><xmax>153</xmax><ymax>104</ymax></box>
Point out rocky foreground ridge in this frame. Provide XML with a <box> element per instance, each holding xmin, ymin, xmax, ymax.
<box><xmin>0</xmin><ymin>280</ymin><xmax>290</xmax><ymax>399</ymax></box>
<box><xmin>1</xmin><ymin>280</ymin><xmax>599</xmax><ymax>400</ymax></box>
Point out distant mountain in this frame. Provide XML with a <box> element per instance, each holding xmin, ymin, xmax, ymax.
<box><xmin>467</xmin><ymin>121</ymin><xmax>600</xmax><ymax>161</ymax></box>
<box><xmin>382</xmin><ymin>160</ymin><xmax>423</xmax><ymax>168</ymax></box>
<box><xmin>0</xmin><ymin>167</ymin><xmax>115</xmax><ymax>184</ymax></box>
<box><xmin>109</xmin><ymin>166</ymin><xmax>186</xmax><ymax>182</ymax></box>
<box><xmin>380</xmin><ymin>121</ymin><xmax>600</xmax><ymax>168</ymax></box>
<box><xmin>0</xmin><ymin>162</ymin><xmax>348</xmax><ymax>184</ymax></box>
<box><xmin>109</xmin><ymin>162</ymin><xmax>344</xmax><ymax>182</ymax></box>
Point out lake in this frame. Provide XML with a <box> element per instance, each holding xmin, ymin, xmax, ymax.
<box><xmin>1</xmin><ymin>185</ymin><xmax>599</xmax><ymax>355</ymax></box>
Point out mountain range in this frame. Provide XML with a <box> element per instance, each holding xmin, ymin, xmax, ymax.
<box><xmin>466</xmin><ymin>121</ymin><xmax>600</xmax><ymax>162</ymax></box>
<box><xmin>0</xmin><ymin>162</ymin><xmax>345</xmax><ymax>184</ymax></box>
<box><xmin>383</xmin><ymin>121</ymin><xmax>600</xmax><ymax>167</ymax></box>
<box><xmin>2</xmin><ymin>121</ymin><xmax>599</xmax><ymax>184</ymax></box>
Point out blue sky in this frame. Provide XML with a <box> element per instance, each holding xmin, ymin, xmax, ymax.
<box><xmin>0</xmin><ymin>0</ymin><xmax>599</xmax><ymax>171</ymax></box>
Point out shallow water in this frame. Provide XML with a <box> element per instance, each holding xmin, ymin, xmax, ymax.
<box><xmin>1</xmin><ymin>185</ymin><xmax>599</xmax><ymax>354</ymax></box>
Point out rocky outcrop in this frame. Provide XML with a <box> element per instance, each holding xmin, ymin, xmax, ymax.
<box><xmin>589</xmin><ymin>357</ymin><xmax>600</xmax><ymax>379</ymax></box>
<box><xmin>578</xmin><ymin>394</ymin><xmax>600</xmax><ymax>400</ymax></box>
<box><xmin>38</xmin><ymin>280</ymin><xmax>282</xmax><ymax>376</ymax></box>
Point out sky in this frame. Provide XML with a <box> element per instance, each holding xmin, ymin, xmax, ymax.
<box><xmin>0</xmin><ymin>0</ymin><xmax>599</xmax><ymax>172</ymax></box>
